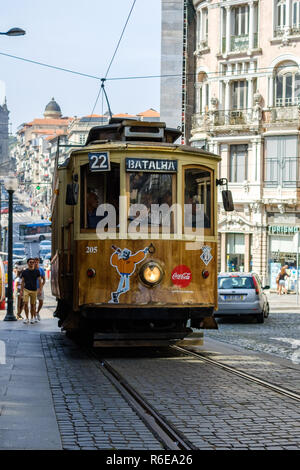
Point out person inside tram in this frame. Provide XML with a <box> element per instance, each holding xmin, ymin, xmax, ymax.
<box><xmin>87</xmin><ymin>191</ymin><xmax>102</xmax><ymax>228</ymax></box>
<box><xmin>185</xmin><ymin>193</ymin><xmax>210</xmax><ymax>229</ymax></box>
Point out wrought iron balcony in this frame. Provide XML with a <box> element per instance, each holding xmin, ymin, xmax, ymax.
<box><xmin>192</xmin><ymin>109</ymin><xmax>251</xmax><ymax>130</ymax></box>
<box><xmin>231</xmin><ymin>35</ymin><xmax>249</xmax><ymax>51</ymax></box>
<box><xmin>222</xmin><ymin>33</ymin><xmax>258</xmax><ymax>53</ymax></box>
<box><xmin>291</xmin><ymin>24</ymin><xmax>300</xmax><ymax>35</ymax></box>
<box><xmin>264</xmin><ymin>105</ymin><xmax>300</xmax><ymax>123</ymax></box>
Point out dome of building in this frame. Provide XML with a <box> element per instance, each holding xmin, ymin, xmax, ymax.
<box><xmin>44</xmin><ymin>97</ymin><xmax>62</xmax><ymax>118</ymax></box>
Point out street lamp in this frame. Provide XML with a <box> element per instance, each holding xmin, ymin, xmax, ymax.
<box><xmin>3</xmin><ymin>175</ymin><xmax>18</xmax><ymax>321</ymax></box>
<box><xmin>0</xmin><ymin>28</ymin><xmax>26</xmax><ymax>36</ymax></box>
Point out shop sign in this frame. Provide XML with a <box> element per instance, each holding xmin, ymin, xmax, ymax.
<box><xmin>268</xmin><ymin>225</ymin><xmax>299</xmax><ymax>235</ymax></box>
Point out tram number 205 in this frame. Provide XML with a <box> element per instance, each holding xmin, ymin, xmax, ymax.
<box><xmin>86</xmin><ymin>246</ymin><xmax>98</xmax><ymax>254</ymax></box>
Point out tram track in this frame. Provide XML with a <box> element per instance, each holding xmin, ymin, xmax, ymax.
<box><xmin>174</xmin><ymin>345</ymin><xmax>300</xmax><ymax>403</ymax></box>
<box><xmin>90</xmin><ymin>351</ymin><xmax>196</xmax><ymax>451</ymax></box>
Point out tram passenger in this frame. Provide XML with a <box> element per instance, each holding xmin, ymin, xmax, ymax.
<box><xmin>87</xmin><ymin>191</ymin><xmax>102</xmax><ymax>228</ymax></box>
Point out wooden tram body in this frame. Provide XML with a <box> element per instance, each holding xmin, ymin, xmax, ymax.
<box><xmin>51</xmin><ymin>119</ymin><xmax>223</xmax><ymax>345</ymax></box>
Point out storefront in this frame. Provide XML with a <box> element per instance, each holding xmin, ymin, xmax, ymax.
<box><xmin>268</xmin><ymin>224</ymin><xmax>300</xmax><ymax>290</ymax></box>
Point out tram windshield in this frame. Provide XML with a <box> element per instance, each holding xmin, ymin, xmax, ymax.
<box><xmin>129</xmin><ymin>172</ymin><xmax>175</xmax><ymax>231</ymax></box>
<box><xmin>81</xmin><ymin>163</ymin><xmax>120</xmax><ymax>229</ymax></box>
<box><xmin>184</xmin><ymin>167</ymin><xmax>211</xmax><ymax>230</ymax></box>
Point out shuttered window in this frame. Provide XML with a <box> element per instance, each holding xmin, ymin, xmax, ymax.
<box><xmin>265</xmin><ymin>136</ymin><xmax>298</xmax><ymax>187</ymax></box>
<box><xmin>230</xmin><ymin>144</ymin><xmax>248</xmax><ymax>182</ymax></box>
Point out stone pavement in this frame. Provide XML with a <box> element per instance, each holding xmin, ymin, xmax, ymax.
<box><xmin>0</xmin><ymin>285</ymin><xmax>162</xmax><ymax>450</ymax></box>
<box><xmin>0</xmin><ymin>294</ymin><xmax>62</xmax><ymax>449</ymax></box>
<box><xmin>267</xmin><ymin>291</ymin><xmax>300</xmax><ymax>313</ymax></box>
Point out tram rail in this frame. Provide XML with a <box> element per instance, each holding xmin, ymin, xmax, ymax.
<box><xmin>90</xmin><ymin>351</ymin><xmax>196</xmax><ymax>451</ymax></box>
<box><xmin>173</xmin><ymin>345</ymin><xmax>300</xmax><ymax>403</ymax></box>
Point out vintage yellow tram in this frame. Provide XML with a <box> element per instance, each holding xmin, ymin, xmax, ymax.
<box><xmin>51</xmin><ymin>119</ymin><xmax>233</xmax><ymax>345</ymax></box>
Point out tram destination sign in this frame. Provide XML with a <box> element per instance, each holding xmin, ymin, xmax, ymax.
<box><xmin>88</xmin><ymin>152</ymin><xmax>110</xmax><ymax>172</ymax></box>
<box><xmin>125</xmin><ymin>157</ymin><xmax>178</xmax><ymax>173</ymax></box>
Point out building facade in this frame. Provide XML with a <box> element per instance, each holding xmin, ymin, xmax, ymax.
<box><xmin>181</xmin><ymin>0</ymin><xmax>300</xmax><ymax>287</ymax></box>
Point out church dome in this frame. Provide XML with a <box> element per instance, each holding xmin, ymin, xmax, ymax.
<box><xmin>44</xmin><ymin>98</ymin><xmax>62</xmax><ymax>118</ymax></box>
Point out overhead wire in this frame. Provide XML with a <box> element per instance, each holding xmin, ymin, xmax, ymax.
<box><xmin>86</xmin><ymin>0</ymin><xmax>137</xmax><ymax>125</ymax></box>
<box><xmin>0</xmin><ymin>49</ymin><xmax>299</xmax><ymax>83</ymax></box>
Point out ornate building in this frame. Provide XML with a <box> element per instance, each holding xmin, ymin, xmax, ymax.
<box><xmin>161</xmin><ymin>0</ymin><xmax>300</xmax><ymax>287</ymax></box>
<box><xmin>190</xmin><ymin>0</ymin><xmax>300</xmax><ymax>287</ymax></box>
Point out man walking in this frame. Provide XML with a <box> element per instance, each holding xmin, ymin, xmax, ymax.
<box><xmin>20</xmin><ymin>259</ymin><xmax>42</xmax><ymax>324</ymax></box>
<box><xmin>34</xmin><ymin>257</ymin><xmax>45</xmax><ymax>321</ymax></box>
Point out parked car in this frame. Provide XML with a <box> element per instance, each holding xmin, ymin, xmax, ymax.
<box><xmin>40</xmin><ymin>240</ymin><xmax>51</xmax><ymax>247</ymax></box>
<box><xmin>13</xmin><ymin>242</ymin><xmax>25</xmax><ymax>250</ymax></box>
<box><xmin>14</xmin><ymin>205</ymin><xmax>25</xmax><ymax>212</ymax></box>
<box><xmin>13</xmin><ymin>248</ymin><xmax>26</xmax><ymax>261</ymax></box>
<box><xmin>214</xmin><ymin>272</ymin><xmax>270</xmax><ymax>323</ymax></box>
<box><xmin>0</xmin><ymin>207</ymin><xmax>8</xmax><ymax>214</ymax></box>
<box><xmin>39</xmin><ymin>249</ymin><xmax>51</xmax><ymax>260</ymax></box>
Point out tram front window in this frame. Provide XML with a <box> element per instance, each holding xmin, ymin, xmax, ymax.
<box><xmin>81</xmin><ymin>163</ymin><xmax>120</xmax><ymax>229</ymax></box>
<box><xmin>184</xmin><ymin>167</ymin><xmax>211</xmax><ymax>230</ymax></box>
<box><xmin>129</xmin><ymin>172</ymin><xmax>175</xmax><ymax>230</ymax></box>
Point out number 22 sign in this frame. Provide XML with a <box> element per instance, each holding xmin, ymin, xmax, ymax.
<box><xmin>88</xmin><ymin>152</ymin><xmax>110</xmax><ymax>172</ymax></box>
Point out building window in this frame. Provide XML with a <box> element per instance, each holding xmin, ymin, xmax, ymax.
<box><xmin>230</xmin><ymin>144</ymin><xmax>248</xmax><ymax>183</ymax></box>
<box><xmin>197</xmin><ymin>8</ymin><xmax>208</xmax><ymax>48</ymax></box>
<box><xmin>79</xmin><ymin>134</ymin><xmax>86</xmax><ymax>145</ymax></box>
<box><xmin>233</xmin><ymin>5</ymin><xmax>249</xmax><ymax>36</ymax></box>
<box><xmin>197</xmin><ymin>72</ymin><xmax>209</xmax><ymax>113</ymax></box>
<box><xmin>275</xmin><ymin>0</ymin><xmax>286</xmax><ymax>35</ymax></box>
<box><xmin>265</xmin><ymin>135</ymin><xmax>298</xmax><ymax>187</ymax></box>
<box><xmin>232</xmin><ymin>80</ymin><xmax>248</xmax><ymax>109</ymax></box>
<box><xmin>226</xmin><ymin>233</ymin><xmax>245</xmax><ymax>272</ymax></box>
<box><xmin>274</xmin><ymin>62</ymin><xmax>300</xmax><ymax>106</ymax></box>
<box><xmin>292</xmin><ymin>0</ymin><xmax>300</xmax><ymax>32</ymax></box>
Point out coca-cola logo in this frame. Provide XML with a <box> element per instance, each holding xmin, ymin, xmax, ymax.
<box><xmin>171</xmin><ymin>265</ymin><xmax>192</xmax><ymax>288</ymax></box>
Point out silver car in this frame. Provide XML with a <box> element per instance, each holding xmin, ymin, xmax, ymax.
<box><xmin>214</xmin><ymin>272</ymin><xmax>270</xmax><ymax>323</ymax></box>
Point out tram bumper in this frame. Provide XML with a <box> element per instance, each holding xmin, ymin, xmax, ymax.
<box><xmin>81</xmin><ymin>305</ymin><xmax>217</xmax><ymax>329</ymax></box>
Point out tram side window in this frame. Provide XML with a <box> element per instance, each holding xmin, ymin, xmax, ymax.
<box><xmin>80</xmin><ymin>163</ymin><xmax>120</xmax><ymax>229</ymax></box>
<box><xmin>129</xmin><ymin>172</ymin><xmax>175</xmax><ymax>230</ymax></box>
<box><xmin>184</xmin><ymin>168</ymin><xmax>211</xmax><ymax>229</ymax></box>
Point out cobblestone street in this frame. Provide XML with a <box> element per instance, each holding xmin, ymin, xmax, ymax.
<box><xmin>1</xmin><ymin>287</ymin><xmax>300</xmax><ymax>450</ymax></box>
<box><xmin>205</xmin><ymin>311</ymin><xmax>300</xmax><ymax>364</ymax></box>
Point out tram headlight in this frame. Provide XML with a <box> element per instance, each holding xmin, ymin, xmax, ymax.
<box><xmin>139</xmin><ymin>261</ymin><xmax>164</xmax><ymax>287</ymax></box>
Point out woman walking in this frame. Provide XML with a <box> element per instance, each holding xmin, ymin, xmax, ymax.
<box><xmin>277</xmin><ymin>266</ymin><xmax>290</xmax><ymax>295</ymax></box>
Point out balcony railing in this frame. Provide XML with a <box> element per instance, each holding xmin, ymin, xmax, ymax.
<box><xmin>231</xmin><ymin>35</ymin><xmax>249</xmax><ymax>51</ymax></box>
<box><xmin>192</xmin><ymin>109</ymin><xmax>250</xmax><ymax>129</ymax></box>
<box><xmin>274</xmin><ymin>26</ymin><xmax>285</xmax><ymax>37</ymax></box>
<box><xmin>222</xmin><ymin>33</ymin><xmax>258</xmax><ymax>53</ymax></box>
<box><xmin>264</xmin><ymin>105</ymin><xmax>300</xmax><ymax>123</ymax></box>
<box><xmin>291</xmin><ymin>24</ymin><xmax>300</xmax><ymax>35</ymax></box>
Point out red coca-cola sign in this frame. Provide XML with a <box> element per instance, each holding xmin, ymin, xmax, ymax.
<box><xmin>171</xmin><ymin>265</ymin><xmax>192</xmax><ymax>288</ymax></box>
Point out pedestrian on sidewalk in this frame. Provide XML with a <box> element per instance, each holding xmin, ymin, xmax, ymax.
<box><xmin>20</xmin><ymin>259</ymin><xmax>42</xmax><ymax>324</ymax></box>
<box><xmin>14</xmin><ymin>269</ymin><xmax>24</xmax><ymax>320</ymax></box>
<box><xmin>34</xmin><ymin>257</ymin><xmax>45</xmax><ymax>321</ymax></box>
<box><xmin>277</xmin><ymin>265</ymin><xmax>290</xmax><ymax>295</ymax></box>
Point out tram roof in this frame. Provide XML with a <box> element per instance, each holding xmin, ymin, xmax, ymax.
<box><xmin>66</xmin><ymin>119</ymin><xmax>220</xmax><ymax>162</ymax></box>
<box><xmin>67</xmin><ymin>140</ymin><xmax>221</xmax><ymax>163</ymax></box>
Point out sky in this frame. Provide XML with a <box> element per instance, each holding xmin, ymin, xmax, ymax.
<box><xmin>0</xmin><ymin>0</ymin><xmax>162</xmax><ymax>132</ymax></box>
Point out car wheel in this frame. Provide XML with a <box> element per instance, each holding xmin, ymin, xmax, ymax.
<box><xmin>264</xmin><ymin>303</ymin><xmax>270</xmax><ymax>318</ymax></box>
<box><xmin>256</xmin><ymin>311</ymin><xmax>264</xmax><ymax>324</ymax></box>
